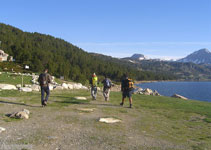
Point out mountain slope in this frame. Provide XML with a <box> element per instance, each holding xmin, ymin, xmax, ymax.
<box><xmin>0</xmin><ymin>23</ymin><xmax>172</xmax><ymax>82</ymax></box>
<box><xmin>178</xmin><ymin>48</ymin><xmax>211</xmax><ymax>64</ymax></box>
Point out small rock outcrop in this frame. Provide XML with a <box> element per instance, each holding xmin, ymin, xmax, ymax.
<box><xmin>77</xmin><ymin>108</ymin><xmax>95</xmax><ymax>112</ymax></box>
<box><xmin>19</xmin><ymin>87</ymin><xmax>33</xmax><ymax>92</ymax></box>
<box><xmin>137</xmin><ymin>88</ymin><xmax>161</xmax><ymax>96</ymax></box>
<box><xmin>75</xmin><ymin>97</ymin><xmax>87</xmax><ymax>100</ymax></box>
<box><xmin>8</xmin><ymin>109</ymin><xmax>30</xmax><ymax>119</ymax></box>
<box><xmin>0</xmin><ymin>84</ymin><xmax>17</xmax><ymax>90</ymax></box>
<box><xmin>99</xmin><ymin>117</ymin><xmax>121</xmax><ymax>124</ymax></box>
<box><xmin>171</xmin><ymin>94</ymin><xmax>188</xmax><ymax>100</ymax></box>
<box><xmin>0</xmin><ymin>127</ymin><xmax>6</xmax><ymax>133</ymax></box>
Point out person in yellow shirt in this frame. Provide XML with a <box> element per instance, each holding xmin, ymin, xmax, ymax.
<box><xmin>90</xmin><ymin>73</ymin><xmax>98</xmax><ymax>100</ymax></box>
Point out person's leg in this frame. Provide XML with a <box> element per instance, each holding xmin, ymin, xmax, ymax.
<box><xmin>120</xmin><ymin>92</ymin><xmax>126</xmax><ymax>106</ymax></box>
<box><xmin>93</xmin><ymin>87</ymin><xmax>97</xmax><ymax>100</ymax></box>
<box><xmin>91</xmin><ymin>87</ymin><xmax>95</xmax><ymax>100</ymax></box>
<box><xmin>103</xmin><ymin>88</ymin><xmax>106</xmax><ymax>100</ymax></box>
<box><xmin>129</xmin><ymin>97</ymin><xmax>133</xmax><ymax>108</ymax></box>
<box><xmin>107</xmin><ymin>89</ymin><xmax>110</xmax><ymax>101</ymax></box>
<box><xmin>41</xmin><ymin>86</ymin><xmax>45</xmax><ymax>106</ymax></box>
<box><xmin>129</xmin><ymin>91</ymin><xmax>133</xmax><ymax>108</ymax></box>
<box><xmin>45</xmin><ymin>86</ymin><xmax>50</xmax><ymax>102</ymax></box>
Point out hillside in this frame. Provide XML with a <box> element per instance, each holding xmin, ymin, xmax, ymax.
<box><xmin>0</xmin><ymin>23</ymin><xmax>174</xmax><ymax>83</ymax></box>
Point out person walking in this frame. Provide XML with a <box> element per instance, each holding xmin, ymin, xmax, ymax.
<box><xmin>90</xmin><ymin>73</ymin><xmax>98</xmax><ymax>100</ymax></box>
<box><xmin>38</xmin><ymin>69</ymin><xmax>52</xmax><ymax>107</ymax></box>
<box><xmin>102</xmin><ymin>75</ymin><xmax>112</xmax><ymax>101</ymax></box>
<box><xmin>120</xmin><ymin>73</ymin><xmax>134</xmax><ymax>108</ymax></box>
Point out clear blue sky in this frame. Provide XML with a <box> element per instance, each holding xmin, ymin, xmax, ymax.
<box><xmin>0</xmin><ymin>0</ymin><xmax>211</xmax><ymax>59</ymax></box>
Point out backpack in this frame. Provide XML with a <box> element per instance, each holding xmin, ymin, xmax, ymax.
<box><xmin>104</xmin><ymin>79</ymin><xmax>111</xmax><ymax>88</ymax></box>
<box><xmin>39</xmin><ymin>73</ymin><xmax>47</xmax><ymax>86</ymax></box>
<box><xmin>92</xmin><ymin>76</ymin><xmax>98</xmax><ymax>86</ymax></box>
<box><xmin>124</xmin><ymin>78</ymin><xmax>134</xmax><ymax>90</ymax></box>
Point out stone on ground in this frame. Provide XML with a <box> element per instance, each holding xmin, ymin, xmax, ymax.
<box><xmin>171</xmin><ymin>94</ymin><xmax>188</xmax><ymax>100</ymax></box>
<box><xmin>77</xmin><ymin>108</ymin><xmax>95</xmax><ymax>112</ymax></box>
<box><xmin>75</xmin><ymin>97</ymin><xmax>87</xmax><ymax>100</ymax></box>
<box><xmin>31</xmin><ymin>84</ymin><xmax>40</xmax><ymax>91</ymax></box>
<box><xmin>99</xmin><ymin>117</ymin><xmax>121</xmax><ymax>124</ymax></box>
<box><xmin>0</xmin><ymin>84</ymin><xmax>17</xmax><ymax>90</ymax></box>
<box><xmin>62</xmin><ymin>83</ymin><xmax>69</xmax><ymax>89</ymax></box>
<box><xmin>0</xmin><ymin>127</ymin><xmax>6</xmax><ymax>133</ymax></box>
<box><xmin>9</xmin><ymin>109</ymin><xmax>30</xmax><ymax>119</ymax></box>
<box><xmin>19</xmin><ymin>87</ymin><xmax>32</xmax><ymax>92</ymax></box>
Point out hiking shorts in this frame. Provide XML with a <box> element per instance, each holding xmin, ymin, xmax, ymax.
<box><xmin>122</xmin><ymin>90</ymin><xmax>133</xmax><ymax>98</ymax></box>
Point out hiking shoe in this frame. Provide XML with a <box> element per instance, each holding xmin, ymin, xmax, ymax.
<box><xmin>120</xmin><ymin>102</ymin><xmax>124</xmax><ymax>106</ymax></box>
<box><xmin>129</xmin><ymin>104</ymin><xmax>132</xmax><ymax>108</ymax></box>
<box><xmin>43</xmin><ymin>100</ymin><xmax>47</xmax><ymax>106</ymax></box>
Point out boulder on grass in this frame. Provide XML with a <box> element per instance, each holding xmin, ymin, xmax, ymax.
<box><xmin>31</xmin><ymin>84</ymin><xmax>40</xmax><ymax>91</ymax></box>
<box><xmin>0</xmin><ymin>84</ymin><xmax>17</xmax><ymax>90</ymax></box>
<box><xmin>9</xmin><ymin>109</ymin><xmax>30</xmax><ymax>119</ymax></box>
<box><xmin>171</xmin><ymin>94</ymin><xmax>188</xmax><ymax>100</ymax></box>
<box><xmin>75</xmin><ymin>97</ymin><xmax>87</xmax><ymax>100</ymax></box>
<box><xmin>19</xmin><ymin>87</ymin><xmax>32</xmax><ymax>92</ymax></box>
<box><xmin>99</xmin><ymin>117</ymin><xmax>121</xmax><ymax>124</ymax></box>
<box><xmin>62</xmin><ymin>83</ymin><xmax>68</xmax><ymax>89</ymax></box>
<box><xmin>0</xmin><ymin>127</ymin><xmax>6</xmax><ymax>133</ymax></box>
<box><xmin>142</xmin><ymin>88</ymin><xmax>153</xmax><ymax>95</ymax></box>
<box><xmin>67</xmin><ymin>84</ymin><xmax>74</xmax><ymax>90</ymax></box>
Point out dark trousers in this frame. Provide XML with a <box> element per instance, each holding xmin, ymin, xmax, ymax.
<box><xmin>41</xmin><ymin>86</ymin><xmax>50</xmax><ymax>104</ymax></box>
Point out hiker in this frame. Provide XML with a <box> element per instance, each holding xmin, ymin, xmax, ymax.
<box><xmin>102</xmin><ymin>75</ymin><xmax>112</xmax><ymax>101</ymax></box>
<box><xmin>38</xmin><ymin>69</ymin><xmax>52</xmax><ymax>107</ymax></box>
<box><xmin>120</xmin><ymin>73</ymin><xmax>134</xmax><ymax>108</ymax></box>
<box><xmin>90</xmin><ymin>73</ymin><xmax>98</xmax><ymax>100</ymax></box>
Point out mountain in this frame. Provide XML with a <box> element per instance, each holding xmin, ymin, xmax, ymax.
<box><xmin>122</xmin><ymin>54</ymin><xmax>147</xmax><ymax>63</ymax></box>
<box><xmin>0</xmin><ymin>23</ymin><xmax>174</xmax><ymax>82</ymax></box>
<box><xmin>178</xmin><ymin>48</ymin><xmax>211</xmax><ymax>64</ymax></box>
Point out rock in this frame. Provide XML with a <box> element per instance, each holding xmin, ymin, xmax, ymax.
<box><xmin>49</xmin><ymin>84</ymin><xmax>54</xmax><ymax>91</ymax></box>
<box><xmin>152</xmin><ymin>90</ymin><xmax>161</xmax><ymax>96</ymax></box>
<box><xmin>62</xmin><ymin>83</ymin><xmax>68</xmax><ymax>89</ymax></box>
<box><xmin>31</xmin><ymin>84</ymin><xmax>40</xmax><ymax>91</ymax></box>
<box><xmin>99</xmin><ymin>117</ymin><xmax>121</xmax><ymax>124</ymax></box>
<box><xmin>77</xmin><ymin>108</ymin><xmax>94</xmax><ymax>112</ymax></box>
<box><xmin>81</xmin><ymin>86</ymin><xmax>88</xmax><ymax>90</ymax></box>
<box><xmin>97</xmin><ymin>87</ymin><xmax>101</xmax><ymax>91</ymax></box>
<box><xmin>134</xmin><ymin>88</ymin><xmax>143</xmax><ymax>94</ymax></box>
<box><xmin>24</xmin><ymin>84</ymin><xmax>32</xmax><ymax>88</ymax></box>
<box><xmin>0</xmin><ymin>84</ymin><xmax>17</xmax><ymax>90</ymax></box>
<box><xmin>142</xmin><ymin>88</ymin><xmax>153</xmax><ymax>95</ymax></box>
<box><xmin>67</xmin><ymin>84</ymin><xmax>73</xmax><ymax>90</ymax></box>
<box><xmin>19</xmin><ymin>87</ymin><xmax>32</xmax><ymax>92</ymax></box>
<box><xmin>16</xmin><ymin>84</ymin><xmax>22</xmax><ymax>88</ymax></box>
<box><xmin>73</xmin><ymin>83</ymin><xmax>83</xmax><ymax>89</ymax></box>
<box><xmin>23</xmin><ymin>109</ymin><xmax>30</xmax><ymax>115</ymax></box>
<box><xmin>171</xmin><ymin>94</ymin><xmax>188</xmax><ymax>100</ymax></box>
<box><xmin>0</xmin><ymin>127</ymin><xmax>6</xmax><ymax>133</ymax></box>
<box><xmin>54</xmin><ymin>86</ymin><xmax>63</xmax><ymax>90</ymax></box>
<box><xmin>75</xmin><ymin>97</ymin><xmax>87</xmax><ymax>100</ymax></box>
<box><xmin>9</xmin><ymin>109</ymin><xmax>30</xmax><ymax>119</ymax></box>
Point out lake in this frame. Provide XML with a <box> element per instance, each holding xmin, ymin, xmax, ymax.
<box><xmin>136</xmin><ymin>81</ymin><xmax>211</xmax><ymax>102</ymax></box>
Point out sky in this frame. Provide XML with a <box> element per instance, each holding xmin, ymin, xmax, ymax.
<box><xmin>0</xmin><ymin>0</ymin><xmax>211</xmax><ymax>59</ymax></box>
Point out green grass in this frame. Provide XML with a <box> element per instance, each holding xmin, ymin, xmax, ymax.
<box><xmin>0</xmin><ymin>72</ymin><xmax>32</xmax><ymax>85</ymax></box>
<box><xmin>1</xmin><ymin>89</ymin><xmax>211</xmax><ymax>149</ymax></box>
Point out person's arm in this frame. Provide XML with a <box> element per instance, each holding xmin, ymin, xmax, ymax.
<box><xmin>47</xmin><ymin>74</ymin><xmax>52</xmax><ymax>83</ymax></box>
<box><xmin>121</xmin><ymin>80</ymin><xmax>123</xmax><ymax>92</ymax></box>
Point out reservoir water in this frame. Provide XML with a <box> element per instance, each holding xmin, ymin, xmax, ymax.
<box><xmin>137</xmin><ymin>81</ymin><xmax>211</xmax><ymax>102</ymax></box>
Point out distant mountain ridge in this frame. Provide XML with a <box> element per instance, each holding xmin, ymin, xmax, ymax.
<box><xmin>178</xmin><ymin>48</ymin><xmax>211</xmax><ymax>64</ymax></box>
